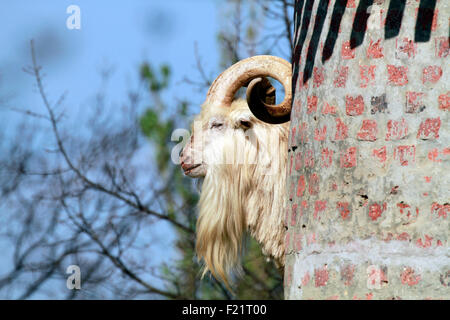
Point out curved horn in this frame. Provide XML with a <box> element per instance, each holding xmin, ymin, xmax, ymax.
<box><xmin>205</xmin><ymin>55</ymin><xmax>292</xmax><ymax>124</ymax></box>
<box><xmin>246</xmin><ymin>77</ymin><xmax>290</xmax><ymax>124</ymax></box>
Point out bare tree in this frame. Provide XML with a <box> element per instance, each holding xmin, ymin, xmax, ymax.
<box><xmin>0</xmin><ymin>40</ymin><xmax>188</xmax><ymax>299</ymax></box>
<box><xmin>217</xmin><ymin>0</ymin><xmax>294</xmax><ymax>66</ymax></box>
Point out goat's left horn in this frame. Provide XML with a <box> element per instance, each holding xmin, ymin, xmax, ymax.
<box><xmin>205</xmin><ymin>55</ymin><xmax>292</xmax><ymax>124</ymax></box>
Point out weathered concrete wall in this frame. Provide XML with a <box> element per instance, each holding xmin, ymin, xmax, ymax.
<box><xmin>285</xmin><ymin>0</ymin><xmax>449</xmax><ymax>299</ymax></box>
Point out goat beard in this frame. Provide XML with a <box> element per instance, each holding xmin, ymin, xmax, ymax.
<box><xmin>195</xmin><ymin>125</ymin><xmax>287</xmax><ymax>288</ymax></box>
<box><xmin>196</xmin><ymin>163</ymin><xmax>250</xmax><ymax>288</ymax></box>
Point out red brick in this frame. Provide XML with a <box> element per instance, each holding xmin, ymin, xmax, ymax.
<box><xmin>321</xmin><ymin>148</ymin><xmax>334</xmax><ymax>168</ymax></box>
<box><xmin>387</xmin><ymin>65</ymin><xmax>408</xmax><ymax>86</ymax></box>
<box><xmin>309</xmin><ymin>173</ymin><xmax>319</xmax><ymax>195</ymax></box>
<box><xmin>290</xmin><ymin>127</ymin><xmax>297</xmax><ymax>147</ymax></box>
<box><xmin>315</xmin><ymin>266</ymin><xmax>329</xmax><ymax>287</ymax></box>
<box><xmin>431</xmin><ymin>203</ymin><xmax>449</xmax><ymax>219</ymax></box>
<box><xmin>334</xmin><ymin>118</ymin><xmax>348</xmax><ymax>140</ymax></box>
<box><xmin>341</xmin><ymin>264</ymin><xmax>355</xmax><ymax>286</ymax></box>
<box><xmin>302</xmin><ymin>272</ymin><xmax>310</xmax><ymax>286</ymax></box>
<box><xmin>285</xmin><ymin>233</ymin><xmax>291</xmax><ymax>253</ymax></box>
<box><xmin>313</xmin><ymin>67</ymin><xmax>325</xmax><ymax>88</ymax></box>
<box><xmin>295</xmin><ymin>152</ymin><xmax>302</xmax><ymax>170</ymax></box>
<box><xmin>291</xmin><ymin>204</ymin><xmax>298</xmax><ymax>226</ymax></box>
<box><xmin>322</xmin><ymin>102</ymin><xmax>337</xmax><ymax>115</ymax></box>
<box><xmin>428</xmin><ymin>148</ymin><xmax>441</xmax><ymax>163</ymax></box>
<box><xmin>360</xmin><ymin>65</ymin><xmax>376</xmax><ymax>88</ymax></box>
<box><xmin>443</xmin><ymin>148</ymin><xmax>450</xmax><ymax>156</ymax></box>
<box><xmin>346</xmin><ymin>95</ymin><xmax>365</xmax><ymax>116</ymax></box>
<box><xmin>294</xmin><ymin>232</ymin><xmax>302</xmax><ymax>252</ymax></box>
<box><xmin>304</xmin><ymin>149</ymin><xmax>315</xmax><ymax>168</ymax></box>
<box><xmin>298</xmin><ymin>122</ymin><xmax>309</xmax><ymax>143</ymax></box>
<box><xmin>435</xmin><ymin>37</ymin><xmax>449</xmax><ymax>58</ymax></box>
<box><xmin>394</xmin><ymin>145</ymin><xmax>416</xmax><ymax>166</ymax></box>
<box><xmin>422</xmin><ymin>66</ymin><xmax>442</xmax><ymax>84</ymax></box>
<box><xmin>405</xmin><ymin>92</ymin><xmax>426</xmax><ymax>113</ymax></box>
<box><xmin>369</xmin><ymin>202</ymin><xmax>386</xmax><ymax>221</ymax></box>
<box><xmin>297</xmin><ymin>175</ymin><xmax>306</xmax><ymax>197</ymax></box>
<box><xmin>373</xmin><ymin>146</ymin><xmax>387</xmax><ymax>164</ymax></box>
<box><xmin>289</xmin><ymin>182</ymin><xmax>295</xmax><ymax>201</ymax></box>
<box><xmin>285</xmin><ymin>265</ymin><xmax>292</xmax><ymax>287</ymax></box>
<box><xmin>395</xmin><ymin>38</ymin><xmax>417</xmax><ymax>59</ymax></box>
<box><xmin>293</xmin><ymin>99</ymin><xmax>302</xmax><ymax>114</ymax></box>
<box><xmin>397</xmin><ymin>202</ymin><xmax>419</xmax><ymax>220</ymax></box>
<box><xmin>438</xmin><ymin>92</ymin><xmax>449</xmax><ymax>111</ymax></box>
<box><xmin>334</xmin><ymin>66</ymin><xmax>349</xmax><ymax>88</ymax></box>
<box><xmin>397</xmin><ymin>232</ymin><xmax>411</xmax><ymax>241</ymax></box>
<box><xmin>314</xmin><ymin>200</ymin><xmax>327</xmax><ymax>220</ymax></box>
<box><xmin>357</xmin><ymin>119</ymin><xmax>378</xmax><ymax>141</ymax></box>
<box><xmin>367</xmin><ymin>39</ymin><xmax>384</xmax><ymax>59</ymax></box>
<box><xmin>416</xmin><ymin>235</ymin><xmax>433</xmax><ymax>248</ymax></box>
<box><xmin>401</xmin><ymin>267</ymin><xmax>421</xmax><ymax>286</ymax></box>
<box><xmin>337</xmin><ymin>202</ymin><xmax>350</xmax><ymax>220</ymax></box>
<box><xmin>346</xmin><ymin>0</ymin><xmax>356</xmax><ymax>8</ymax></box>
<box><xmin>417</xmin><ymin>118</ymin><xmax>441</xmax><ymax>140</ymax></box>
<box><xmin>341</xmin><ymin>41</ymin><xmax>355</xmax><ymax>59</ymax></box>
<box><xmin>289</xmin><ymin>154</ymin><xmax>293</xmax><ymax>174</ymax></box>
<box><xmin>314</xmin><ymin>125</ymin><xmax>327</xmax><ymax>141</ymax></box>
<box><xmin>301</xmin><ymin>200</ymin><xmax>308</xmax><ymax>209</ymax></box>
<box><xmin>340</xmin><ymin>147</ymin><xmax>357</xmax><ymax>168</ymax></box>
<box><xmin>386</xmin><ymin>118</ymin><xmax>408</xmax><ymax>141</ymax></box>
<box><xmin>367</xmin><ymin>266</ymin><xmax>388</xmax><ymax>288</ymax></box>
<box><xmin>307</xmin><ymin>96</ymin><xmax>318</xmax><ymax>114</ymax></box>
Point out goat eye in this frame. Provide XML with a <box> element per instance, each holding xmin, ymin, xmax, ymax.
<box><xmin>239</xmin><ymin>120</ymin><xmax>252</xmax><ymax>129</ymax></box>
<box><xmin>210</xmin><ymin>122</ymin><xmax>223</xmax><ymax>129</ymax></box>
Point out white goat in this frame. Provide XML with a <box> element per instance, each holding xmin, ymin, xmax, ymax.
<box><xmin>180</xmin><ymin>56</ymin><xmax>292</xmax><ymax>286</ymax></box>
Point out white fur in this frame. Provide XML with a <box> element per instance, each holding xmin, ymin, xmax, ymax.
<box><xmin>181</xmin><ymin>99</ymin><xmax>289</xmax><ymax>286</ymax></box>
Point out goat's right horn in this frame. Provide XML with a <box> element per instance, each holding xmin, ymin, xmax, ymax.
<box><xmin>204</xmin><ymin>55</ymin><xmax>292</xmax><ymax>124</ymax></box>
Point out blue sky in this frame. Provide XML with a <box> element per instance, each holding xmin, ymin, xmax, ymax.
<box><xmin>0</xmin><ymin>0</ymin><xmax>292</xmax><ymax>124</ymax></box>
<box><xmin>0</xmin><ymin>0</ymin><xmax>220</xmax><ymax>124</ymax></box>
<box><xmin>0</xmin><ymin>0</ymin><xmax>222</xmax><ymax>298</ymax></box>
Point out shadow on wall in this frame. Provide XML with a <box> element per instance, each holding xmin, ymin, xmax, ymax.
<box><xmin>292</xmin><ymin>0</ymin><xmax>442</xmax><ymax>88</ymax></box>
